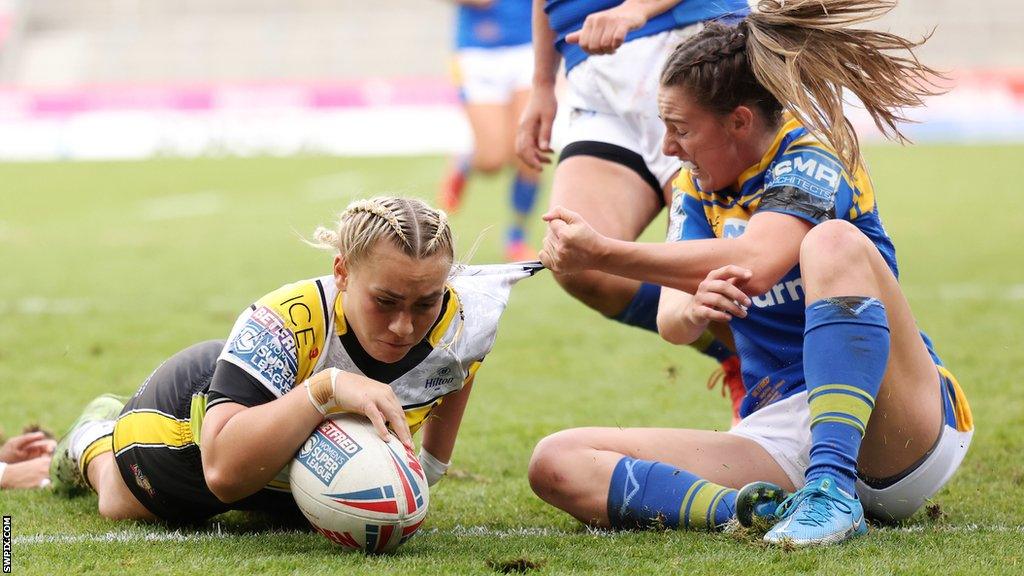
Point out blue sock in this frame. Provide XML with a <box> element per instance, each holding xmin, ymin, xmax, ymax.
<box><xmin>607</xmin><ymin>457</ymin><xmax>736</xmax><ymax>530</ymax></box>
<box><xmin>803</xmin><ymin>296</ymin><xmax>890</xmax><ymax>494</ymax></box>
<box><xmin>510</xmin><ymin>174</ymin><xmax>538</xmax><ymax>216</ymax></box>
<box><xmin>611</xmin><ymin>282</ymin><xmax>661</xmax><ymax>333</ymax></box>
<box><xmin>507</xmin><ymin>225</ymin><xmax>525</xmax><ymax>244</ymax></box>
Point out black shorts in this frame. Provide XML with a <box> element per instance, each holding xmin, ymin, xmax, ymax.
<box><xmin>113</xmin><ymin>340</ymin><xmax>296</xmax><ymax>524</ymax></box>
<box><xmin>558</xmin><ymin>140</ymin><xmax>666</xmax><ymax>205</ymax></box>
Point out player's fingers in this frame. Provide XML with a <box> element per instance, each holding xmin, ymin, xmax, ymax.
<box><xmin>364</xmin><ymin>406</ymin><xmax>392</xmax><ymax>443</ymax></box>
<box><xmin>708</xmin><ymin>264</ymin><xmax>752</xmax><ymax>282</ymax></box>
<box><xmin>706</xmin><ymin>279</ymin><xmax>751</xmax><ymax>308</ymax></box>
<box><xmin>11</xmin><ymin>432</ymin><xmax>45</xmax><ymax>448</ymax></box>
<box><xmin>597</xmin><ymin>26</ymin><xmax>618</xmax><ymax>54</ymax></box>
<box><xmin>25</xmin><ymin>438</ymin><xmax>56</xmax><ymax>456</ymax></box>
<box><xmin>538</xmin><ymin>248</ymin><xmax>553</xmax><ymax>269</ymax></box>
<box><xmin>381</xmin><ymin>400</ymin><xmax>412</xmax><ymax>448</ymax></box>
<box><xmin>538</xmin><ymin>115</ymin><xmax>553</xmax><ymax>153</ymax></box>
<box><xmin>707</xmin><ymin>293</ymin><xmax>748</xmax><ymax>318</ymax></box>
<box><xmin>541</xmin><ymin>206</ymin><xmax>564</xmax><ymax>222</ymax></box>
<box><xmin>516</xmin><ymin>122</ymin><xmax>542</xmax><ymax>170</ymax></box>
<box><xmin>700</xmin><ymin>308</ymin><xmax>734</xmax><ymax>323</ymax></box>
<box><xmin>611</xmin><ymin>25</ymin><xmax>628</xmax><ymax>51</ymax></box>
<box><xmin>566</xmin><ymin>30</ymin><xmax>581</xmax><ymax>45</ymax></box>
<box><xmin>543</xmin><ymin>205</ymin><xmax>579</xmax><ymax>225</ymax></box>
<box><xmin>548</xmin><ymin>218</ymin><xmax>567</xmax><ymax>238</ymax></box>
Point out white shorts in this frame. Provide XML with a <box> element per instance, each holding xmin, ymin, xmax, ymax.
<box><xmin>728</xmin><ymin>391</ymin><xmax>974</xmax><ymax>522</ymax></box>
<box><xmin>561</xmin><ymin>25</ymin><xmax>702</xmax><ymax>188</ymax></box>
<box><xmin>454</xmin><ymin>43</ymin><xmax>534</xmax><ymax>104</ymax></box>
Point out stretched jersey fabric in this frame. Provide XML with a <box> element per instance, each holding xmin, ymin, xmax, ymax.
<box><xmin>457</xmin><ymin>0</ymin><xmax>533</xmax><ymax>49</ymax></box>
<box><xmin>545</xmin><ymin>0</ymin><xmax>749</xmax><ymax>73</ymax></box>
<box><xmin>666</xmin><ymin>116</ymin><xmax>942</xmax><ymax>418</ymax></box>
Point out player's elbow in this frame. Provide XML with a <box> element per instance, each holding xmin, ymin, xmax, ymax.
<box><xmin>203</xmin><ymin>461</ymin><xmax>247</xmax><ymax>504</ymax></box>
<box><xmin>743</xmin><ymin>273</ymin><xmax>779</xmax><ymax>299</ymax></box>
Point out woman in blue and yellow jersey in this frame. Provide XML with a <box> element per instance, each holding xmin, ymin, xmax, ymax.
<box><xmin>531</xmin><ymin>0</ymin><xmax>973</xmax><ymax>547</ymax></box>
<box><xmin>517</xmin><ymin>0</ymin><xmax>753</xmax><ymax>422</ymax></box>
<box><xmin>441</xmin><ymin>0</ymin><xmax>542</xmax><ymax>262</ymax></box>
<box><xmin>50</xmin><ymin>197</ymin><xmax>537</xmax><ymax>524</ymax></box>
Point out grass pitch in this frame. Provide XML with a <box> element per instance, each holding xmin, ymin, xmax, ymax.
<box><xmin>2</xmin><ymin>146</ymin><xmax>1023</xmax><ymax>574</ymax></box>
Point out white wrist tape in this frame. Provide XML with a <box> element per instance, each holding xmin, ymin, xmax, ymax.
<box><xmin>418</xmin><ymin>449</ymin><xmax>449</xmax><ymax>487</ymax></box>
<box><xmin>306</xmin><ymin>368</ymin><xmax>343</xmax><ymax>416</ymax></box>
<box><xmin>0</xmin><ymin>462</ymin><xmax>7</xmax><ymax>489</ymax></box>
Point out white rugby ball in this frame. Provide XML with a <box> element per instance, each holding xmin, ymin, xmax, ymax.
<box><xmin>290</xmin><ymin>413</ymin><xmax>429</xmax><ymax>553</ymax></box>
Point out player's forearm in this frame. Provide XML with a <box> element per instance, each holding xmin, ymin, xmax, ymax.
<box><xmin>656</xmin><ymin>288</ymin><xmax>705</xmax><ymax>345</ymax></box>
<box><xmin>421</xmin><ymin>379</ymin><xmax>474</xmax><ymax>464</ymax></box>
<box><xmin>531</xmin><ymin>0</ymin><xmax>560</xmax><ymax>88</ymax></box>
<box><xmin>597</xmin><ymin>236</ymin><xmax>783</xmax><ymax>296</ymax></box>
<box><xmin>204</xmin><ymin>385</ymin><xmax>322</xmax><ymax>503</ymax></box>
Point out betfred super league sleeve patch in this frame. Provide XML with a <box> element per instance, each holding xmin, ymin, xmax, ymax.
<box><xmin>222</xmin><ymin>305</ymin><xmax>300</xmax><ymax>397</ymax></box>
<box><xmin>760</xmin><ymin>147</ymin><xmax>850</xmax><ymax>224</ymax></box>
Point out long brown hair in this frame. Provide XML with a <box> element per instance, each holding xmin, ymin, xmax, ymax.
<box><xmin>661</xmin><ymin>0</ymin><xmax>945</xmax><ymax>172</ymax></box>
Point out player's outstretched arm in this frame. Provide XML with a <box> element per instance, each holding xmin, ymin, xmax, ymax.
<box><xmin>200</xmin><ymin>368</ymin><xmax>411</xmax><ymax>504</ymax></box>
<box><xmin>419</xmin><ymin>378</ymin><xmax>475</xmax><ymax>486</ymax></box>
<box><xmin>542</xmin><ymin>206</ymin><xmax>810</xmax><ymax>296</ymax></box>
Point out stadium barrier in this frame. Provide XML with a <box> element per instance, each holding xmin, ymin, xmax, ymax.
<box><xmin>0</xmin><ymin>71</ymin><xmax>1022</xmax><ymax>161</ymax></box>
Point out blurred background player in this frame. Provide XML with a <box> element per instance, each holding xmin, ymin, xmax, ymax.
<box><xmin>516</xmin><ymin>0</ymin><xmax>751</xmax><ymax>421</ymax></box>
<box><xmin>441</xmin><ymin>0</ymin><xmax>542</xmax><ymax>262</ymax></box>
<box><xmin>48</xmin><ymin>197</ymin><xmax>537</xmax><ymax>523</ymax></box>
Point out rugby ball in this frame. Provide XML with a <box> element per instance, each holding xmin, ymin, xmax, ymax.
<box><xmin>290</xmin><ymin>413</ymin><xmax>429</xmax><ymax>553</ymax></box>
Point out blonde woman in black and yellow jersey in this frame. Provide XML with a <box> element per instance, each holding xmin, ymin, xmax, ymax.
<box><xmin>50</xmin><ymin>197</ymin><xmax>537</xmax><ymax>524</ymax></box>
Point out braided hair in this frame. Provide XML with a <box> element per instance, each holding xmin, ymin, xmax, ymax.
<box><xmin>661</xmin><ymin>0</ymin><xmax>945</xmax><ymax>173</ymax></box>
<box><xmin>311</xmin><ymin>197</ymin><xmax>454</xmax><ymax>268</ymax></box>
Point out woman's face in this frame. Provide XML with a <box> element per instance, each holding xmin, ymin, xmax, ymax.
<box><xmin>335</xmin><ymin>242</ymin><xmax>451</xmax><ymax>364</ymax></box>
<box><xmin>658</xmin><ymin>84</ymin><xmax>756</xmax><ymax>192</ymax></box>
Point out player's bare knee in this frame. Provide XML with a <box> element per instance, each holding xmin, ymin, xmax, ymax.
<box><xmin>528</xmin><ymin>431</ymin><xmax>583</xmax><ymax>498</ymax></box>
<box><xmin>800</xmin><ymin>220</ymin><xmax>872</xmax><ymax>282</ymax></box>
<box><xmin>97</xmin><ymin>494</ymin><xmax>133</xmax><ymax>520</ymax></box>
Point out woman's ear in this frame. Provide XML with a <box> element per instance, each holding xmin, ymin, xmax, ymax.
<box><xmin>333</xmin><ymin>255</ymin><xmax>348</xmax><ymax>292</ymax></box>
<box><xmin>730</xmin><ymin>105</ymin><xmax>755</xmax><ymax>137</ymax></box>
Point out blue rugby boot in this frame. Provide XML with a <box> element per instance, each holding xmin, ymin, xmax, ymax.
<box><xmin>736</xmin><ymin>481</ymin><xmax>790</xmax><ymax>527</ymax></box>
<box><xmin>763</xmin><ymin>476</ymin><xmax>868</xmax><ymax>546</ymax></box>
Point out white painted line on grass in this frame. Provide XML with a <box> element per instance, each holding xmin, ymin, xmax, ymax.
<box><xmin>13</xmin><ymin>523</ymin><xmax>1023</xmax><ymax>546</ymax></box>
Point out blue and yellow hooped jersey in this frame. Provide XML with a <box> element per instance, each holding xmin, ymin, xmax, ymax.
<box><xmin>667</xmin><ymin>116</ymin><xmax>941</xmax><ymax>417</ymax></box>
<box><xmin>457</xmin><ymin>0</ymin><xmax>532</xmax><ymax>49</ymax></box>
<box><xmin>545</xmin><ymin>0</ymin><xmax>749</xmax><ymax>73</ymax></box>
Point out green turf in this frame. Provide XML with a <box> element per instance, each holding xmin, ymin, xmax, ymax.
<box><xmin>2</xmin><ymin>147</ymin><xmax>1023</xmax><ymax>575</ymax></box>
